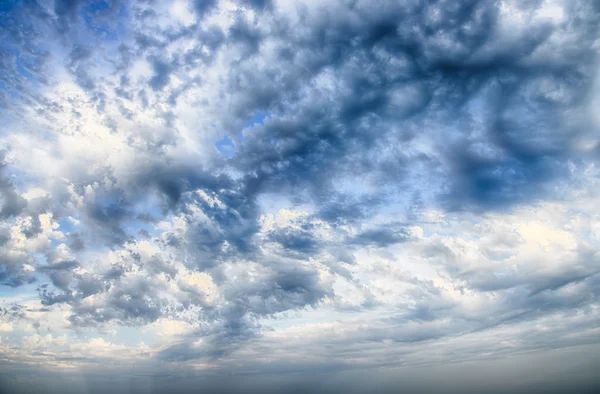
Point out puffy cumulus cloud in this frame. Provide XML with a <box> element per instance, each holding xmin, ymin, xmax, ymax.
<box><xmin>0</xmin><ymin>0</ymin><xmax>600</xmax><ymax>393</ymax></box>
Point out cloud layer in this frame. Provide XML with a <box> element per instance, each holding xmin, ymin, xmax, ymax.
<box><xmin>1</xmin><ymin>0</ymin><xmax>599</xmax><ymax>393</ymax></box>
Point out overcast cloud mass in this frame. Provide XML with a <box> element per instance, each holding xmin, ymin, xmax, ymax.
<box><xmin>1</xmin><ymin>0</ymin><xmax>600</xmax><ymax>393</ymax></box>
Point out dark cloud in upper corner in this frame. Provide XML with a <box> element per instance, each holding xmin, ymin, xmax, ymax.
<box><xmin>223</xmin><ymin>0</ymin><xmax>600</xmax><ymax>217</ymax></box>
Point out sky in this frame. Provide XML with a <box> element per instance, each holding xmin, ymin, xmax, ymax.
<box><xmin>0</xmin><ymin>0</ymin><xmax>600</xmax><ymax>393</ymax></box>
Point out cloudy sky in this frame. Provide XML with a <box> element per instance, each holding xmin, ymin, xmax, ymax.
<box><xmin>1</xmin><ymin>0</ymin><xmax>600</xmax><ymax>393</ymax></box>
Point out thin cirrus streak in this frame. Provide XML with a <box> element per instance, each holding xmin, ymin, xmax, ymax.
<box><xmin>0</xmin><ymin>0</ymin><xmax>599</xmax><ymax>393</ymax></box>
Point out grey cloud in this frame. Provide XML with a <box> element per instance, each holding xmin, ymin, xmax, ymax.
<box><xmin>16</xmin><ymin>0</ymin><xmax>598</xmax><ymax>335</ymax></box>
<box><xmin>38</xmin><ymin>260</ymin><xmax>80</xmax><ymax>291</ymax></box>
<box><xmin>0</xmin><ymin>153</ymin><xmax>33</xmax><ymax>287</ymax></box>
<box><xmin>149</xmin><ymin>57</ymin><xmax>175</xmax><ymax>91</ymax></box>
<box><xmin>66</xmin><ymin>275</ymin><xmax>167</xmax><ymax>326</ymax></box>
<box><xmin>268</xmin><ymin>226</ymin><xmax>319</xmax><ymax>254</ymax></box>
<box><xmin>54</xmin><ymin>0</ymin><xmax>80</xmax><ymax>34</ymax></box>
<box><xmin>193</xmin><ymin>0</ymin><xmax>218</xmax><ymax>19</ymax></box>
<box><xmin>235</xmin><ymin>0</ymin><xmax>271</xmax><ymax>11</ymax></box>
<box><xmin>219</xmin><ymin>0</ymin><xmax>599</xmax><ymax>217</ymax></box>
<box><xmin>0</xmin><ymin>226</ymin><xmax>9</xmax><ymax>246</ymax></box>
<box><xmin>85</xmin><ymin>199</ymin><xmax>134</xmax><ymax>246</ymax></box>
<box><xmin>0</xmin><ymin>152</ymin><xmax>27</xmax><ymax>219</ymax></box>
<box><xmin>0</xmin><ymin>255</ymin><xmax>36</xmax><ymax>288</ymax></box>
<box><xmin>350</xmin><ymin>224</ymin><xmax>411</xmax><ymax>247</ymax></box>
<box><xmin>75</xmin><ymin>275</ymin><xmax>105</xmax><ymax>298</ymax></box>
<box><xmin>182</xmin><ymin>25</ymin><xmax>225</xmax><ymax>66</ymax></box>
<box><xmin>228</xmin><ymin>15</ymin><xmax>263</xmax><ymax>57</ymax></box>
<box><xmin>0</xmin><ymin>0</ymin><xmax>599</xmax><ymax>390</ymax></box>
<box><xmin>135</xmin><ymin>32</ymin><xmax>165</xmax><ymax>51</ymax></box>
<box><xmin>159</xmin><ymin>259</ymin><xmax>330</xmax><ymax>361</ymax></box>
<box><xmin>67</xmin><ymin>232</ymin><xmax>86</xmax><ymax>252</ymax></box>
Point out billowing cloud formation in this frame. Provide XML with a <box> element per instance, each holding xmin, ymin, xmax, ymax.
<box><xmin>1</xmin><ymin>0</ymin><xmax>599</xmax><ymax>393</ymax></box>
